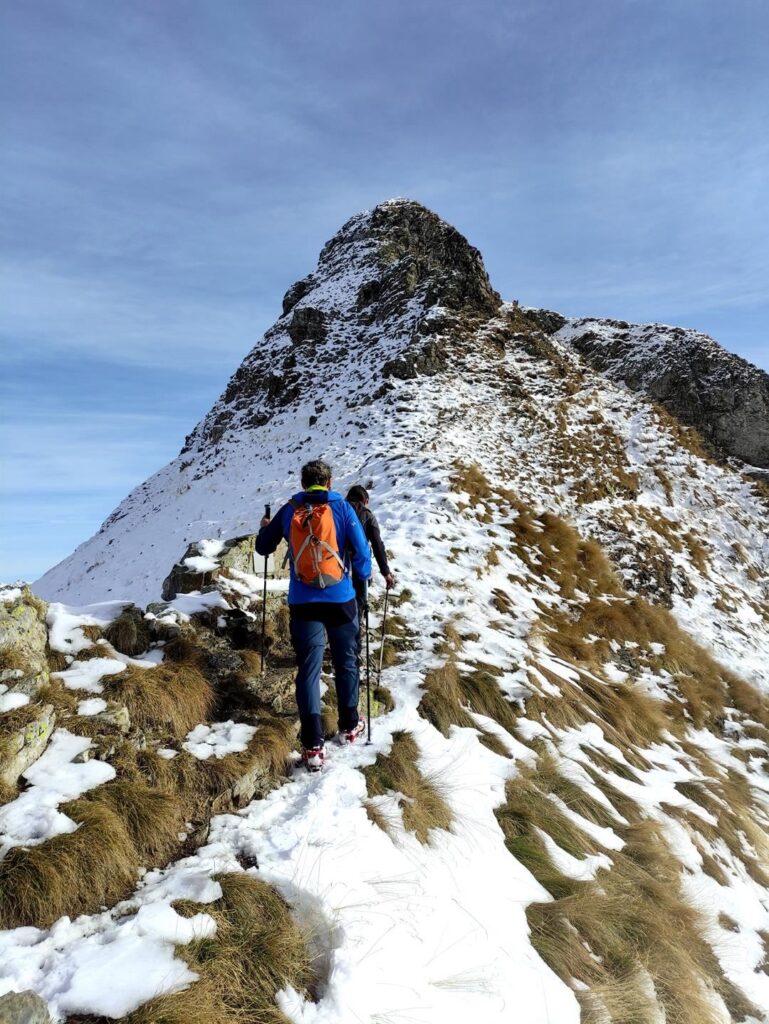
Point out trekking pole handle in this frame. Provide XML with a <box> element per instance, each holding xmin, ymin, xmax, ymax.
<box><xmin>265</xmin><ymin>503</ymin><xmax>271</xmax><ymax>519</ymax></box>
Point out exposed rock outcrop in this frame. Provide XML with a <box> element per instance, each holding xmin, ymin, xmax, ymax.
<box><xmin>0</xmin><ymin>589</ymin><xmax>49</xmax><ymax>696</ymax></box>
<box><xmin>547</xmin><ymin>314</ymin><xmax>769</xmax><ymax>468</ymax></box>
<box><xmin>187</xmin><ymin>198</ymin><xmax>502</xmax><ymax>453</ymax></box>
<box><xmin>161</xmin><ymin>534</ymin><xmax>287</xmax><ymax>601</ymax></box>
<box><xmin>0</xmin><ymin>704</ymin><xmax>55</xmax><ymax>789</ymax></box>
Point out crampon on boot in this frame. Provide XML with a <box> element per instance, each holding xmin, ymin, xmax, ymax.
<box><xmin>301</xmin><ymin>746</ymin><xmax>326</xmax><ymax>773</ymax></box>
<box><xmin>336</xmin><ymin>718</ymin><xmax>366</xmax><ymax>745</ymax></box>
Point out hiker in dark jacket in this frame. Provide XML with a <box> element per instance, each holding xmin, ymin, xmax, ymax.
<box><xmin>256</xmin><ymin>460</ymin><xmax>371</xmax><ymax>772</ymax></box>
<box><xmin>346</xmin><ymin>485</ymin><xmax>395</xmax><ymax>653</ymax></box>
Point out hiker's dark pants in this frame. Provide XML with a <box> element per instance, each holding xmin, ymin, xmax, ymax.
<box><xmin>290</xmin><ymin>614</ymin><xmax>360</xmax><ymax>749</ymax></box>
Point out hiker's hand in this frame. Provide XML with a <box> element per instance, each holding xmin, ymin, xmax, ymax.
<box><xmin>384</xmin><ymin>573</ymin><xmax>396</xmax><ymax>590</ymax></box>
<box><xmin>260</xmin><ymin>515</ymin><xmax>271</xmax><ymax>528</ymax></box>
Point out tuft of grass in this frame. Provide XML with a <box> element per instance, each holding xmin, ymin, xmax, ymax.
<box><xmin>419</xmin><ymin>662</ymin><xmax>477</xmax><ymax>734</ymax></box>
<box><xmin>524</xmin><ymin>814</ymin><xmax>757</xmax><ymax>1023</ymax></box>
<box><xmin>0</xmin><ymin>646</ymin><xmax>29</xmax><ymax>674</ymax></box>
<box><xmin>0</xmin><ymin>797</ymin><xmax>137</xmax><ymax>929</ymax></box>
<box><xmin>121</xmin><ymin>873</ymin><xmax>317</xmax><ymax>1024</ymax></box>
<box><xmin>46</xmin><ymin>646</ymin><xmax>69</xmax><ymax>673</ymax></box>
<box><xmin>104</xmin><ymin>662</ymin><xmax>215</xmax><ymax>738</ymax></box>
<box><xmin>372</xmin><ymin>685</ymin><xmax>394</xmax><ymax>714</ymax></box>
<box><xmin>0</xmin><ymin>709</ymin><xmax>297</xmax><ymax>930</ymax></box>
<box><xmin>104</xmin><ymin>608</ymin><xmax>152</xmax><ymax>657</ymax></box>
<box><xmin>363</xmin><ymin>732</ymin><xmax>451</xmax><ymax>843</ymax></box>
<box><xmin>418</xmin><ymin>636</ymin><xmax>517</xmax><ymax>755</ymax></box>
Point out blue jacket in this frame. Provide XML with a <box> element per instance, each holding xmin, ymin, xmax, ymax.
<box><xmin>255</xmin><ymin>489</ymin><xmax>371</xmax><ymax>605</ymax></box>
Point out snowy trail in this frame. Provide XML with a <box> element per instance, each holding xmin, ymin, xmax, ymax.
<box><xmin>212</xmin><ymin>710</ymin><xmax>578</xmax><ymax>1024</ymax></box>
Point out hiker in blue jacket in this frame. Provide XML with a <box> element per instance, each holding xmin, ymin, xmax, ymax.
<box><xmin>256</xmin><ymin>459</ymin><xmax>371</xmax><ymax>771</ymax></box>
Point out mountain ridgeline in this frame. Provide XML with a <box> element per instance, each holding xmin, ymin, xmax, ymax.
<box><xmin>36</xmin><ymin>198</ymin><xmax>769</xmax><ymax>605</ymax></box>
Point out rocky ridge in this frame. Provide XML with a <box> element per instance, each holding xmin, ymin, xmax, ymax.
<box><xmin>538</xmin><ymin>312</ymin><xmax>769</xmax><ymax>469</ymax></box>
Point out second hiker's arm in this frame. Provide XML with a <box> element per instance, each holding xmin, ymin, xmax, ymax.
<box><xmin>347</xmin><ymin>505</ymin><xmax>372</xmax><ymax>580</ymax></box>
<box><xmin>255</xmin><ymin>505</ymin><xmax>287</xmax><ymax>556</ymax></box>
<box><xmin>367</xmin><ymin>513</ymin><xmax>391</xmax><ymax>577</ymax></box>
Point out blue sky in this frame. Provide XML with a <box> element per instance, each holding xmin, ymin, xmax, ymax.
<box><xmin>2</xmin><ymin>0</ymin><xmax>768</xmax><ymax>582</ymax></box>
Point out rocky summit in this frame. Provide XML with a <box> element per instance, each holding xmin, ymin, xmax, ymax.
<box><xmin>7</xmin><ymin>199</ymin><xmax>769</xmax><ymax>1023</ymax></box>
<box><xmin>35</xmin><ymin>198</ymin><xmax>769</xmax><ymax>606</ymax></box>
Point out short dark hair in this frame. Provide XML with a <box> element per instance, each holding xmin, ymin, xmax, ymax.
<box><xmin>346</xmin><ymin>485</ymin><xmax>369</xmax><ymax>504</ymax></box>
<box><xmin>301</xmin><ymin>459</ymin><xmax>332</xmax><ymax>489</ymax></box>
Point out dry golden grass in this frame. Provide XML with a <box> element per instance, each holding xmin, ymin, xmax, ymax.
<box><xmin>104</xmin><ymin>608</ymin><xmax>152</xmax><ymax>657</ymax></box>
<box><xmin>364</xmin><ymin>731</ymin><xmax>451</xmax><ymax>843</ymax></box>
<box><xmin>0</xmin><ymin>797</ymin><xmax>137</xmax><ymax>929</ymax></box>
<box><xmin>503</xmin><ymin>759</ymin><xmax>759</xmax><ymax>1024</ymax></box>
<box><xmin>105</xmin><ymin>663</ymin><xmax>215</xmax><ymax>738</ymax></box>
<box><xmin>46</xmin><ymin>646</ymin><xmax>69</xmax><ymax>672</ymax></box>
<box><xmin>36</xmin><ymin>677</ymin><xmax>80</xmax><ymax>714</ymax></box>
<box><xmin>509</xmin><ymin>497</ymin><xmax>769</xmax><ymax>737</ymax></box>
<box><xmin>373</xmin><ymin>684</ymin><xmax>395</xmax><ymax>713</ymax></box>
<box><xmin>0</xmin><ymin>645</ymin><xmax>28</xmax><ymax>673</ymax></box>
<box><xmin>418</xmin><ymin>624</ymin><xmax>517</xmax><ymax>755</ymax></box>
<box><xmin>0</xmin><ymin>705</ymin><xmax>296</xmax><ymax>930</ymax></box>
<box><xmin>449</xmin><ymin>463</ymin><xmax>494</xmax><ymax>504</ymax></box>
<box><xmin>443</xmin><ymin>468</ymin><xmax>766</xmax><ymax>1020</ymax></box>
<box><xmin>117</xmin><ymin>873</ymin><xmax>317</xmax><ymax>1024</ymax></box>
<box><xmin>653</xmin><ymin>404</ymin><xmax>717</xmax><ymax>464</ymax></box>
<box><xmin>418</xmin><ymin>662</ymin><xmax>477</xmax><ymax>735</ymax></box>
<box><xmin>193</xmin><ymin>719</ymin><xmax>295</xmax><ymax>802</ymax></box>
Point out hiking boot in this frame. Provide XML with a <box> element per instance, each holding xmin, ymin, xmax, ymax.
<box><xmin>301</xmin><ymin>746</ymin><xmax>326</xmax><ymax>773</ymax></box>
<box><xmin>337</xmin><ymin>718</ymin><xmax>366</xmax><ymax>745</ymax></box>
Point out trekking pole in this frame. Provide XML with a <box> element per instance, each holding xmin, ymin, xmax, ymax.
<box><xmin>377</xmin><ymin>586</ymin><xmax>390</xmax><ymax>684</ymax></box>
<box><xmin>260</xmin><ymin>503</ymin><xmax>270</xmax><ymax>676</ymax></box>
<box><xmin>365</xmin><ymin>581</ymin><xmax>372</xmax><ymax>745</ymax></box>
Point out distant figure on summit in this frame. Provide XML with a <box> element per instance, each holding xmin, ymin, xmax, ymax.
<box><xmin>256</xmin><ymin>459</ymin><xmax>371</xmax><ymax>772</ymax></box>
<box><xmin>345</xmin><ymin>485</ymin><xmax>395</xmax><ymax>654</ymax></box>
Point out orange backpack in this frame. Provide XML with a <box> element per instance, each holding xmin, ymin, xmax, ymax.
<box><xmin>287</xmin><ymin>499</ymin><xmax>346</xmax><ymax>588</ymax></box>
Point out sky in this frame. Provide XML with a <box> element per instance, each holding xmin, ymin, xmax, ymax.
<box><xmin>2</xmin><ymin>0</ymin><xmax>768</xmax><ymax>582</ymax></box>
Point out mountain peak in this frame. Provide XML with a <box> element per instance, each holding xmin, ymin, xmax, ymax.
<box><xmin>186</xmin><ymin>199</ymin><xmax>502</xmax><ymax>454</ymax></box>
<box><xmin>284</xmin><ymin>197</ymin><xmax>500</xmax><ymax>322</ymax></box>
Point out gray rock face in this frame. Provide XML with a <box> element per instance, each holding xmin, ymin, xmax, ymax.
<box><xmin>0</xmin><ymin>704</ymin><xmax>56</xmax><ymax>788</ymax></box>
<box><xmin>0</xmin><ymin>991</ymin><xmax>51</xmax><ymax>1024</ymax></box>
<box><xmin>0</xmin><ymin>589</ymin><xmax>49</xmax><ymax>696</ymax></box>
<box><xmin>547</xmin><ymin>315</ymin><xmax>769</xmax><ymax>468</ymax></box>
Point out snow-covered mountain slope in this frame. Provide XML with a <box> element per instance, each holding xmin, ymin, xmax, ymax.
<box><xmin>5</xmin><ymin>199</ymin><xmax>769</xmax><ymax>1022</ymax></box>
<box><xmin>36</xmin><ymin>199</ymin><xmax>768</xmax><ymax>610</ymax></box>
<box><xmin>534</xmin><ymin>311</ymin><xmax>769</xmax><ymax>469</ymax></box>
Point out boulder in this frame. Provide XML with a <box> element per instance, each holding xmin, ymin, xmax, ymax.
<box><xmin>243</xmin><ymin>669</ymin><xmax>296</xmax><ymax>716</ymax></box>
<box><xmin>0</xmin><ymin>991</ymin><xmax>51</xmax><ymax>1024</ymax></box>
<box><xmin>0</xmin><ymin>588</ymin><xmax>49</xmax><ymax>696</ymax></box>
<box><xmin>0</xmin><ymin>704</ymin><xmax>56</xmax><ymax>788</ymax></box>
<box><xmin>161</xmin><ymin>535</ymin><xmax>288</xmax><ymax>602</ymax></box>
<box><xmin>91</xmin><ymin>700</ymin><xmax>131</xmax><ymax>735</ymax></box>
